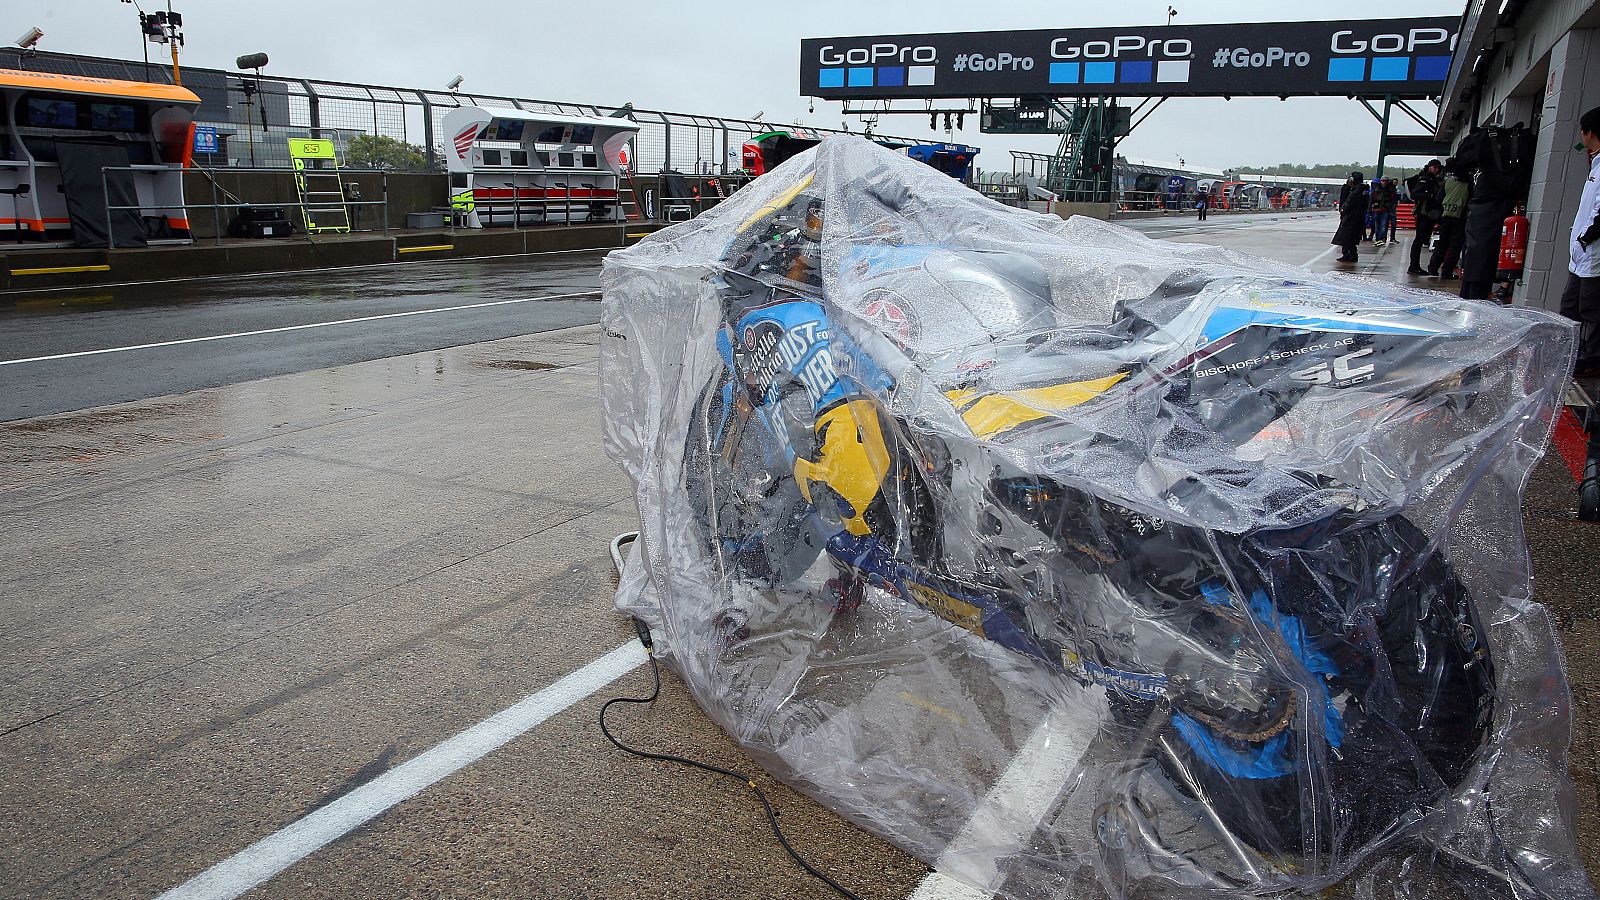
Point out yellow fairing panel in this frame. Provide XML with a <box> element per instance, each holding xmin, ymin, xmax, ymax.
<box><xmin>738</xmin><ymin>174</ymin><xmax>816</xmax><ymax>234</ymax></box>
<box><xmin>947</xmin><ymin>372</ymin><xmax>1128</xmax><ymax>439</ymax></box>
<box><xmin>794</xmin><ymin>399</ymin><xmax>892</xmax><ymax>536</ymax></box>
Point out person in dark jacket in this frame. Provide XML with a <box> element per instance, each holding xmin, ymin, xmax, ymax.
<box><xmin>1370</xmin><ymin>177</ymin><xmax>1398</xmax><ymax>246</ymax></box>
<box><xmin>1428</xmin><ymin>158</ymin><xmax>1471</xmax><ymax>278</ymax></box>
<box><xmin>1385</xmin><ymin>177</ymin><xmax>1401</xmax><ymax>241</ymax></box>
<box><xmin>1457</xmin><ymin>123</ymin><xmax>1534</xmax><ymax>300</ymax></box>
<box><xmin>1405</xmin><ymin>159</ymin><xmax>1444</xmax><ymax>274</ymax></box>
<box><xmin>1333</xmin><ymin>171</ymin><xmax>1369</xmax><ymax>262</ymax></box>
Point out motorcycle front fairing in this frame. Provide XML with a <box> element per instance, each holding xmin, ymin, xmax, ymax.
<box><xmin>600</xmin><ymin>138</ymin><xmax>1591</xmax><ymax>900</ymax></box>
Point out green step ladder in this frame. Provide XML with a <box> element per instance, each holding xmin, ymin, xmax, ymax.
<box><xmin>287</xmin><ymin>137</ymin><xmax>351</xmax><ymax>235</ymax></box>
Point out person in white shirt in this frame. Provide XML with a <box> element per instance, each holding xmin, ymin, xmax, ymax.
<box><xmin>1565</xmin><ymin>106</ymin><xmax>1600</xmax><ymax>377</ymax></box>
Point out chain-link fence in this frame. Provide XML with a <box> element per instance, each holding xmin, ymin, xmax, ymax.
<box><xmin>0</xmin><ymin>49</ymin><xmax>917</xmax><ymax>175</ymax></box>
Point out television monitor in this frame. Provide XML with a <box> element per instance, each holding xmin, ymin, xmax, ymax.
<box><xmin>26</xmin><ymin>98</ymin><xmax>78</xmax><ymax>128</ymax></box>
<box><xmin>510</xmin><ymin>150</ymin><xmax>529</xmax><ymax>166</ymax></box>
<box><xmin>556</xmin><ymin>152</ymin><xmax>575</xmax><ymax>168</ymax></box>
<box><xmin>482</xmin><ymin>149</ymin><xmax>502</xmax><ymax>166</ymax></box>
<box><xmin>90</xmin><ymin>103</ymin><xmax>137</xmax><ymax>131</ymax></box>
<box><xmin>536</xmin><ymin>126</ymin><xmax>566</xmax><ymax>144</ymax></box>
<box><xmin>570</xmin><ymin>125</ymin><xmax>595</xmax><ymax>144</ymax></box>
<box><xmin>492</xmin><ymin>120</ymin><xmax>525</xmax><ymax>142</ymax></box>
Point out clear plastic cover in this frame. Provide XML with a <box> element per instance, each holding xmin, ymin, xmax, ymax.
<box><xmin>600</xmin><ymin>138</ymin><xmax>1594</xmax><ymax>898</ymax></box>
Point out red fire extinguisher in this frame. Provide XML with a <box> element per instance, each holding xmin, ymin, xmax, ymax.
<box><xmin>1498</xmin><ymin>208</ymin><xmax>1530</xmax><ymax>276</ymax></box>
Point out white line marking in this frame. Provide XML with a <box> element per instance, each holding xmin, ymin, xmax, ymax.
<box><xmin>909</xmin><ymin>698</ymin><xmax>1101</xmax><ymax>899</ymax></box>
<box><xmin>155</xmin><ymin>640</ymin><xmax>646</xmax><ymax>900</ymax></box>
<box><xmin>911</xmin><ymin>873</ymin><xmax>991</xmax><ymax>899</ymax></box>
<box><xmin>1300</xmin><ymin>246</ymin><xmax>1339</xmax><ymax>268</ymax></box>
<box><xmin>0</xmin><ymin>289</ymin><xmax>601</xmax><ymax>367</ymax></box>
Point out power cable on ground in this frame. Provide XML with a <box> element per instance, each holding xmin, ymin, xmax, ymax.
<box><xmin>599</xmin><ymin>531</ymin><xmax>863</xmax><ymax>900</ymax></box>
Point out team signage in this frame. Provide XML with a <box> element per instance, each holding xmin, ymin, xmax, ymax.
<box><xmin>192</xmin><ymin>125</ymin><xmax>218</xmax><ymax>154</ymax></box>
<box><xmin>287</xmin><ymin>138</ymin><xmax>336</xmax><ymax>160</ymax></box>
<box><xmin>801</xmin><ymin>18</ymin><xmax>1457</xmax><ymax>99</ymax></box>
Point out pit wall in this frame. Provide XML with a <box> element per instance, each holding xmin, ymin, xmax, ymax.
<box><xmin>0</xmin><ymin>223</ymin><xmax>647</xmax><ymax>294</ymax></box>
<box><xmin>180</xmin><ymin>170</ymin><xmax>444</xmax><ymax>240</ymax></box>
<box><xmin>1052</xmin><ymin>201</ymin><xmax>1116</xmax><ymax>220</ymax></box>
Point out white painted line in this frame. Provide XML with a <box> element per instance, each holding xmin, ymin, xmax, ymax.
<box><xmin>156</xmin><ymin>640</ymin><xmax>646</xmax><ymax>900</ymax></box>
<box><xmin>909</xmin><ymin>697</ymin><xmax>1100</xmax><ymax>899</ymax></box>
<box><xmin>911</xmin><ymin>873</ymin><xmax>991</xmax><ymax>899</ymax></box>
<box><xmin>1300</xmin><ymin>246</ymin><xmax>1339</xmax><ymax>268</ymax></box>
<box><xmin>0</xmin><ymin>289</ymin><xmax>601</xmax><ymax>367</ymax></box>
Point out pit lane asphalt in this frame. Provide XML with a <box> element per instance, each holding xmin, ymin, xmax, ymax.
<box><xmin>0</xmin><ymin>251</ymin><xmax>605</xmax><ymax>421</ymax></box>
<box><xmin>1</xmin><ymin>211</ymin><xmax>1594</xmax><ymax>899</ymax></box>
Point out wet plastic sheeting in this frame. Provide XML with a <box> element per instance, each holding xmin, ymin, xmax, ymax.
<box><xmin>600</xmin><ymin>138</ymin><xmax>1594</xmax><ymax>898</ymax></box>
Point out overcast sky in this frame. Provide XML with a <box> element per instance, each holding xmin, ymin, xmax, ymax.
<box><xmin>12</xmin><ymin>0</ymin><xmax>1465</xmax><ymax>171</ymax></box>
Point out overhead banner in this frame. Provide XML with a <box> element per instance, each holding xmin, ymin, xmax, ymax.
<box><xmin>801</xmin><ymin>18</ymin><xmax>1458</xmax><ymax>100</ymax></box>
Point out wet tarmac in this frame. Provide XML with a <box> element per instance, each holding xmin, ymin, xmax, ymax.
<box><xmin>0</xmin><ymin>251</ymin><xmax>604</xmax><ymax>421</ymax></box>
<box><xmin>0</xmin><ymin>211</ymin><xmax>1594</xmax><ymax>899</ymax></box>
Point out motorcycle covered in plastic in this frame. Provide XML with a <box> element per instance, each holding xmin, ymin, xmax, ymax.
<box><xmin>600</xmin><ymin>138</ymin><xmax>1593</xmax><ymax>898</ymax></box>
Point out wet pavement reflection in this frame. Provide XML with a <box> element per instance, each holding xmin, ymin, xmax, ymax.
<box><xmin>0</xmin><ymin>252</ymin><xmax>605</xmax><ymax>421</ymax></box>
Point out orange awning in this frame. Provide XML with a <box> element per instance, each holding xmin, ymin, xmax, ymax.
<box><xmin>0</xmin><ymin>68</ymin><xmax>200</xmax><ymax>105</ymax></box>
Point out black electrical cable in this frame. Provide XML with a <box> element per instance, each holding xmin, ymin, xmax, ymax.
<box><xmin>598</xmin><ymin>621</ymin><xmax>863</xmax><ymax>900</ymax></box>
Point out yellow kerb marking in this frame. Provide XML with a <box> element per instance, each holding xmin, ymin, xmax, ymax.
<box><xmin>9</xmin><ymin>264</ymin><xmax>111</xmax><ymax>276</ymax></box>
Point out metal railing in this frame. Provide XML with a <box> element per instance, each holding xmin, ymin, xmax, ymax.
<box><xmin>972</xmin><ymin>171</ymin><xmax>1057</xmax><ymax>213</ymax></box>
<box><xmin>100</xmin><ymin>165</ymin><xmax>392</xmax><ymax>249</ymax></box>
<box><xmin>95</xmin><ymin>163</ymin><xmax>774</xmax><ymax>246</ymax></box>
<box><xmin>1119</xmin><ymin>191</ymin><xmax>1168</xmax><ymax>212</ymax></box>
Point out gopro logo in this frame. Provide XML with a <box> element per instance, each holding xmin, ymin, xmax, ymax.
<box><xmin>1330</xmin><ymin>27</ymin><xmax>1453</xmax><ymax>54</ymax></box>
<box><xmin>1050</xmin><ymin>35</ymin><xmax>1193</xmax><ymax>60</ymax></box>
<box><xmin>818</xmin><ymin>43</ymin><xmax>937</xmax><ymax>66</ymax></box>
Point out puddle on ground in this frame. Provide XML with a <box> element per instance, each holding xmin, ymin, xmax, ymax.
<box><xmin>0</xmin><ymin>398</ymin><xmax>215</xmax><ymax>483</ymax></box>
<box><xmin>3</xmin><ymin>402</ymin><xmax>189</xmax><ymax>433</ymax></box>
<box><xmin>473</xmin><ymin>360</ymin><xmax>559</xmax><ymax>371</ymax></box>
